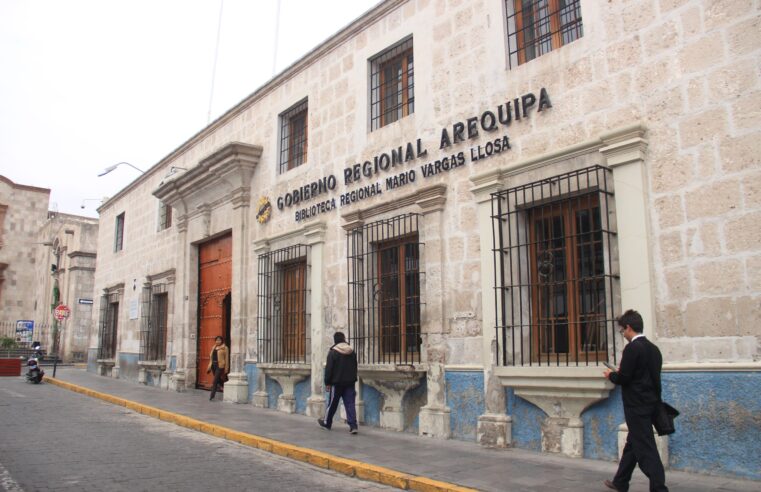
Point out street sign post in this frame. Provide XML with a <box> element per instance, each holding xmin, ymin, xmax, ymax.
<box><xmin>52</xmin><ymin>304</ymin><xmax>70</xmax><ymax>377</ymax></box>
<box><xmin>53</xmin><ymin>304</ymin><xmax>70</xmax><ymax>321</ymax></box>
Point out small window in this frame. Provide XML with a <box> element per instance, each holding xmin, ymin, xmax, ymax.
<box><xmin>370</xmin><ymin>38</ymin><xmax>414</xmax><ymax>131</ymax></box>
<box><xmin>158</xmin><ymin>202</ymin><xmax>172</xmax><ymax>231</ymax></box>
<box><xmin>278</xmin><ymin>99</ymin><xmax>308</xmax><ymax>173</ymax></box>
<box><xmin>114</xmin><ymin>213</ymin><xmax>125</xmax><ymax>252</ymax></box>
<box><xmin>97</xmin><ymin>292</ymin><xmax>119</xmax><ymax>360</ymax></box>
<box><xmin>140</xmin><ymin>284</ymin><xmax>168</xmax><ymax>361</ymax></box>
<box><xmin>505</xmin><ymin>0</ymin><xmax>583</xmax><ymax>67</ymax></box>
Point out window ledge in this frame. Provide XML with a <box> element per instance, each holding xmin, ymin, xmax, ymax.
<box><xmin>494</xmin><ymin>365</ymin><xmax>614</xmax><ymax>419</ymax></box>
<box><xmin>138</xmin><ymin>360</ymin><xmax>167</xmax><ymax>371</ymax></box>
<box><xmin>96</xmin><ymin>358</ymin><xmax>115</xmax><ymax>366</ymax></box>
<box><xmin>257</xmin><ymin>363</ymin><xmax>310</xmax><ymax>375</ymax></box>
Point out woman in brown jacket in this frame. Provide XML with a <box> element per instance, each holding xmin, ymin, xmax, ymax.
<box><xmin>207</xmin><ymin>336</ymin><xmax>229</xmax><ymax>401</ymax></box>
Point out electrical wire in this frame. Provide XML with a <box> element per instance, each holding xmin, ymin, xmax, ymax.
<box><xmin>207</xmin><ymin>0</ymin><xmax>225</xmax><ymax>124</ymax></box>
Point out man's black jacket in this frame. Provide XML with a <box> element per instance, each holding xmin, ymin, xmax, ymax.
<box><xmin>609</xmin><ymin>336</ymin><xmax>663</xmax><ymax>410</ymax></box>
<box><xmin>324</xmin><ymin>342</ymin><xmax>358</xmax><ymax>386</ymax></box>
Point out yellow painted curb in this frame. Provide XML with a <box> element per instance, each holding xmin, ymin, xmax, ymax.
<box><xmin>43</xmin><ymin>376</ymin><xmax>478</xmax><ymax>492</ymax></box>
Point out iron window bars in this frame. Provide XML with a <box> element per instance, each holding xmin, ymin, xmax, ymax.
<box><xmin>347</xmin><ymin>213</ymin><xmax>423</xmax><ymax>365</ymax></box>
<box><xmin>370</xmin><ymin>37</ymin><xmax>414</xmax><ymax>131</ymax></box>
<box><xmin>278</xmin><ymin>99</ymin><xmax>309</xmax><ymax>174</ymax></box>
<box><xmin>139</xmin><ymin>283</ymin><xmax>168</xmax><ymax>362</ymax></box>
<box><xmin>490</xmin><ymin>165</ymin><xmax>619</xmax><ymax>367</ymax></box>
<box><xmin>159</xmin><ymin>202</ymin><xmax>172</xmax><ymax>230</ymax></box>
<box><xmin>505</xmin><ymin>0</ymin><xmax>583</xmax><ymax>68</ymax></box>
<box><xmin>97</xmin><ymin>292</ymin><xmax>120</xmax><ymax>360</ymax></box>
<box><xmin>114</xmin><ymin>213</ymin><xmax>125</xmax><ymax>252</ymax></box>
<box><xmin>257</xmin><ymin>244</ymin><xmax>311</xmax><ymax>363</ymax></box>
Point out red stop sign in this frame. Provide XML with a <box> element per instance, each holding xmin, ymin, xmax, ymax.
<box><xmin>54</xmin><ymin>304</ymin><xmax>70</xmax><ymax>321</ymax></box>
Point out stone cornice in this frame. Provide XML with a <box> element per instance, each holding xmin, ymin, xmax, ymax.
<box><xmin>599</xmin><ymin>126</ymin><xmax>648</xmax><ymax>168</ymax></box>
<box><xmin>68</xmin><ymin>251</ymin><xmax>97</xmax><ymax>259</ymax></box>
<box><xmin>341</xmin><ymin>184</ymin><xmax>447</xmax><ymax>230</ymax></box>
<box><xmin>147</xmin><ymin>268</ymin><xmax>177</xmax><ymax>284</ymax></box>
<box><xmin>0</xmin><ymin>175</ymin><xmax>50</xmax><ymax>194</ymax></box>
<box><xmin>253</xmin><ymin>220</ymin><xmax>328</xmax><ymax>251</ymax></box>
<box><xmin>470</xmin><ymin>123</ymin><xmax>648</xmax><ymax>193</ymax></box>
<box><xmin>153</xmin><ymin>142</ymin><xmax>262</xmax><ymax>216</ymax></box>
<box><xmin>469</xmin><ymin>170</ymin><xmax>504</xmax><ymax>203</ymax></box>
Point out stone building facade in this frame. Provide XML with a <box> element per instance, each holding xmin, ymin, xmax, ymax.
<box><xmin>33</xmin><ymin>213</ymin><xmax>99</xmax><ymax>362</ymax></box>
<box><xmin>0</xmin><ymin>175</ymin><xmax>50</xmax><ymax>326</ymax></box>
<box><xmin>88</xmin><ymin>0</ymin><xmax>760</xmax><ymax>480</ymax></box>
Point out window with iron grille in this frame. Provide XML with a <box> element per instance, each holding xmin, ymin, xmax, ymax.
<box><xmin>114</xmin><ymin>213</ymin><xmax>125</xmax><ymax>252</ymax></box>
<box><xmin>158</xmin><ymin>202</ymin><xmax>172</xmax><ymax>231</ymax></box>
<box><xmin>505</xmin><ymin>0</ymin><xmax>582</xmax><ymax>68</ymax></box>
<box><xmin>139</xmin><ymin>284</ymin><xmax>168</xmax><ymax>361</ymax></box>
<box><xmin>97</xmin><ymin>292</ymin><xmax>119</xmax><ymax>359</ymax></box>
<box><xmin>491</xmin><ymin>166</ymin><xmax>619</xmax><ymax>367</ymax></box>
<box><xmin>347</xmin><ymin>213</ymin><xmax>423</xmax><ymax>365</ymax></box>
<box><xmin>257</xmin><ymin>245</ymin><xmax>310</xmax><ymax>363</ymax></box>
<box><xmin>370</xmin><ymin>37</ymin><xmax>414</xmax><ymax>131</ymax></box>
<box><xmin>278</xmin><ymin>99</ymin><xmax>308</xmax><ymax>173</ymax></box>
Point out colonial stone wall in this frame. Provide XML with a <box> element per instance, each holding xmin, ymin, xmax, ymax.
<box><xmin>0</xmin><ymin>175</ymin><xmax>50</xmax><ymax>324</ymax></box>
<box><xmin>87</xmin><ymin>0</ymin><xmax>759</xmax><ymax>476</ymax></box>
<box><xmin>33</xmin><ymin>213</ymin><xmax>98</xmax><ymax>361</ymax></box>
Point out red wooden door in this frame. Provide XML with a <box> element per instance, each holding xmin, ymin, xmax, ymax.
<box><xmin>197</xmin><ymin>234</ymin><xmax>232</xmax><ymax>390</ymax></box>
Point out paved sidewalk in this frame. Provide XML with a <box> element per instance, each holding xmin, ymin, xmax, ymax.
<box><xmin>46</xmin><ymin>368</ymin><xmax>756</xmax><ymax>492</ymax></box>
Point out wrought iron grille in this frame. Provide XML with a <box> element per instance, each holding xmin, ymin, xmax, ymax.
<box><xmin>278</xmin><ymin>99</ymin><xmax>308</xmax><ymax>173</ymax></box>
<box><xmin>505</xmin><ymin>0</ymin><xmax>583</xmax><ymax>68</ymax></box>
<box><xmin>257</xmin><ymin>244</ymin><xmax>310</xmax><ymax>363</ymax></box>
<box><xmin>97</xmin><ymin>292</ymin><xmax>120</xmax><ymax>359</ymax></box>
<box><xmin>491</xmin><ymin>165</ymin><xmax>619</xmax><ymax>367</ymax></box>
<box><xmin>347</xmin><ymin>213</ymin><xmax>424</xmax><ymax>365</ymax></box>
<box><xmin>114</xmin><ymin>213</ymin><xmax>125</xmax><ymax>252</ymax></box>
<box><xmin>370</xmin><ymin>37</ymin><xmax>414</xmax><ymax>131</ymax></box>
<box><xmin>159</xmin><ymin>202</ymin><xmax>172</xmax><ymax>230</ymax></box>
<box><xmin>139</xmin><ymin>284</ymin><xmax>168</xmax><ymax>361</ymax></box>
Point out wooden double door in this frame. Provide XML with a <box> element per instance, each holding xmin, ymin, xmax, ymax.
<box><xmin>197</xmin><ymin>234</ymin><xmax>232</xmax><ymax>390</ymax></box>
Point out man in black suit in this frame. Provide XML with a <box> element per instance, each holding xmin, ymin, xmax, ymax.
<box><xmin>603</xmin><ymin>309</ymin><xmax>668</xmax><ymax>492</ymax></box>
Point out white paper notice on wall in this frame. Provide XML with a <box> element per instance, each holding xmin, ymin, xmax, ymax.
<box><xmin>129</xmin><ymin>299</ymin><xmax>139</xmax><ymax>320</ymax></box>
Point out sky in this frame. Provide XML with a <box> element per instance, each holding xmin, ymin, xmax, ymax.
<box><xmin>0</xmin><ymin>0</ymin><xmax>379</xmax><ymax>217</ymax></box>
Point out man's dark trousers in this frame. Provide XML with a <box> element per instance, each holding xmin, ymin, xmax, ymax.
<box><xmin>323</xmin><ymin>384</ymin><xmax>357</xmax><ymax>429</ymax></box>
<box><xmin>613</xmin><ymin>406</ymin><xmax>668</xmax><ymax>492</ymax></box>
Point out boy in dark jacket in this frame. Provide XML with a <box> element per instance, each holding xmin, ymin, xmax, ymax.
<box><xmin>318</xmin><ymin>332</ymin><xmax>358</xmax><ymax>434</ymax></box>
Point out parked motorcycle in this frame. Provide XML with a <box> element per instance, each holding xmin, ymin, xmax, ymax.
<box><xmin>26</xmin><ymin>355</ymin><xmax>44</xmax><ymax>384</ymax></box>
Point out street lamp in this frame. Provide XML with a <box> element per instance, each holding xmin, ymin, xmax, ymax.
<box><xmin>98</xmin><ymin>162</ymin><xmax>145</xmax><ymax>177</ymax></box>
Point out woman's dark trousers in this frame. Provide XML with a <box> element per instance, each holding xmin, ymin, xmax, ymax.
<box><xmin>209</xmin><ymin>366</ymin><xmax>225</xmax><ymax>400</ymax></box>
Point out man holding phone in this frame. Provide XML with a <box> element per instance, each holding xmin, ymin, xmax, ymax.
<box><xmin>603</xmin><ymin>309</ymin><xmax>668</xmax><ymax>492</ymax></box>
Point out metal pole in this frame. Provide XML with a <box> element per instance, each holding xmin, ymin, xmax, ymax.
<box><xmin>52</xmin><ymin>319</ymin><xmax>59</xmax><ymax>378</ymax></box>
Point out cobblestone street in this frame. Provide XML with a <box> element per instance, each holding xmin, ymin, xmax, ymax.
<box><xmin>0</xmin><ymin>378</ymin><xmax>392</xmax><ymax>492</ymax></box>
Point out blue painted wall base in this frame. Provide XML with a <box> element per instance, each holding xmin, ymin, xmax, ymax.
<box><xmin>497</xmin><ymin>371</ymin><xmax>760</xmax><ymax>480</ymax></box>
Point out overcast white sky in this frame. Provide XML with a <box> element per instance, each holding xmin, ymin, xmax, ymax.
<box><xmin>0</xmin><ymin>0</ymin><xmax>379</xmax><ymax>217</ymax></box>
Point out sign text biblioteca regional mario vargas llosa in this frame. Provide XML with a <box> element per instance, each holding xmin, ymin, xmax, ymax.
<box><xmin>275</xmin><ymin>88</ymin><xmax>552</xmax><ymax>222</ymax></box>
